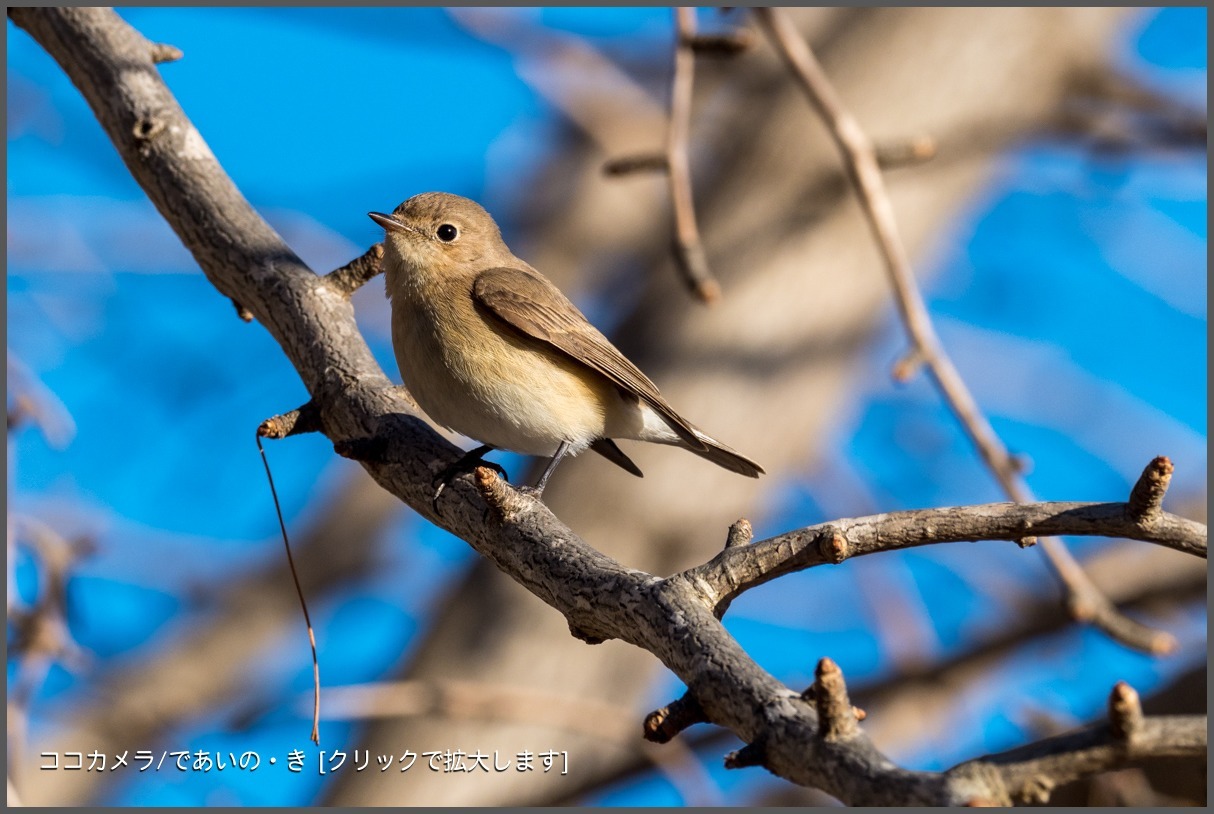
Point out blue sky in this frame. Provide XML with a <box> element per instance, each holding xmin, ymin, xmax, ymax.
<box><xmin>7</xmin><ymin>7</ymin><xmax>1206</xmax><ymax>806</ymax></box>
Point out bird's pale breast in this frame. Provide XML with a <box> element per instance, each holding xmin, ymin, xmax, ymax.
<box><xmin>391</xmin><ymin>278</ymin><xmax>619</xmax><ymax>457</ymax></box>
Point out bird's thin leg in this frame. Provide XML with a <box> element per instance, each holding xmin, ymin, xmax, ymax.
<box><xmin>529</xmin><ymin>440</ymin><xmax>572</xmax><ymax>497</ymax></box>
<box><xmin>432</xmin><ymin>444</ymin><xmax>506</xmax><ymax>514</ymax></box>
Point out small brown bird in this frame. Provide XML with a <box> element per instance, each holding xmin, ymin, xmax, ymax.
<box><xmin>370</xmin><ymin>192</ymin><xmax>763</xmax><ymax>499</ymax></box>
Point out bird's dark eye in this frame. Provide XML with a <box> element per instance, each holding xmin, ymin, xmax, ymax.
<box><xmin>436</xmin><ymin>223</ymin><xmax>459</xmax><ymax>242</ymax></box>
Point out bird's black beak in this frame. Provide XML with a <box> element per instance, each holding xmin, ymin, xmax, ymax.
<box><xmin>369</xmin><ymin>211</ymin><xmax>409</xmax><ymax>234</ymax></box>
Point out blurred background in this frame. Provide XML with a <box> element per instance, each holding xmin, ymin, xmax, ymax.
<box><xmin>7</xmin><ymin>7</ymin><xmax>1206</xmax><ymax>807</ymax></box>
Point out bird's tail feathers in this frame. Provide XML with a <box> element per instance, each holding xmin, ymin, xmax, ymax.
<box><xmin>634</xmin><ymin>402</ymin><xmax>764</xmax><ymax>478</ymax></box>
<box><xmin>684</xmin><ymin>428</ymin><xmax>764</xmax><ymax>478</ymax></box>
<box><xmin>590</xmin><ymin>438</ymin><xmax>643</xmax><ymax>477</ymax></box>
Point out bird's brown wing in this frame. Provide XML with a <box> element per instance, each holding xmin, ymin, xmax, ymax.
<box><xmin>472</xmin><ymin>265</ymin><xmax>706</xmax><ymax>451</ymax></box>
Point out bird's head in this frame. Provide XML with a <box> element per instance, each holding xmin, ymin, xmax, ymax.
<box><xmin>370</xmin><ymin>192</ymin><xmax>510</xmax><ymax>277</ymax></box>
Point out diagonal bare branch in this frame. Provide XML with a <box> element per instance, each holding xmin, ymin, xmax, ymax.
<box><xmin>11</xmin><ymin>6</ymin><xmax>1202</xmax><ymax>806</ymax></box>
<box><xmin>753</xmin><ymin>6</ymin><xmax>1179</xmax><ymax>656</ymax></box>
<box><xmin>666</xmin><ymin>7</ymin><xmax>722</xmax><ymax>303</ymax></box>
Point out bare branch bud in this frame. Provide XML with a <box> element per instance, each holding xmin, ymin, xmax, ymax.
<box><xmin>875</xmin><ymin>134</ymin><xmax>937</xmax><ymax>167</ymax></box>
<box><xmin>724</xmin><ymin>739</ymin><xmax>766</xmax><ymax>770</ymax></box>
<box><xmin>814</xmin><ymin>657</ymin><xmax>859</xmax><ymax>740</ymax></box>
<box><xmin>1108</xmin><ymin>681</ymin><xmax>1144</xmax><ymax>742</ymax></box>
<box><xmin>325</xmin><ymin>243</ymin><xmax>384</xmax><ymax>297</ymax></box>
<box><xmin>149</xmin><ymin>42</ymin><xmax>183</xmax><ymax>63</ymax></box>
<box><xmin>818</xmin><ymin>528</ymin><xmax>850</xmax><ymax>564</ymax></box>
<box><xmin>1127</xmin><ymin>456</ymin><xmax>1173</xmax><ymax>521</ymax></box>
<box><xmin>725</xmin><ymin>518</ymin><xmax>753</xmax><ymax>549</ymax></box>
<box><xmin>891</xmin><ymin>347</ymin><xmax>926</xmax><ymax>382</ymax></box>
<box><xmin>643</xmin><ymin>692</ymin><xmax>707</xmax><ymax>743</ymax></box>
<box><xmin>258</xmin><ymin>401</ymin><xmax>322</xmax><ymax>439</ymax></box>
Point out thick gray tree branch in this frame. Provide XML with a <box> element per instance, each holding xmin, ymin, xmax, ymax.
<box><xmin>11</xmin><ymin>6</ymin><xmax>1204</xmax><ymax>806</ymax></box>
<box><xmin>394</xmin><ymin>8</ymin><xmax>1152</xmax><ymax>804</ymax></box>
<box><xmin>544</xmin><ymin>551</ymin><xmax>1206</xmax><ymax>804</ymax></box>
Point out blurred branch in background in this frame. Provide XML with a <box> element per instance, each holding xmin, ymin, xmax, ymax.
<box><xmin>601</xmin><ymin>7</ymin><xmax>750</xmax><ymax>303</ymax></box>
<box><xmin>447</xmin><ymin>6</ymin><xmax>667</xmax><ymax>163</ymax></box>
<box><xmin>6</xmin><ymin>354</ymin><xmax>75</xmax><ymax>447</ymax></box>
<box><xmin>1056</xmin><ymin>66</ymin><xmax>1207</xmax><ymax>156</ymax></box>
<box><xmin>8</xmin><ymin>467</ymin><xmax>400</xmax><ymax>805</ymax></box>
<box><xmin>754</xmin><ymin>6</ymin><xmax>1176</xmax><ymax>655</ymax></box>
<box><xmin>663</xmin><ymin>6</ymin><xmax>718</xmax><ymax>302</ymax></box>
<box><xmin>7</xmin><ymin>519</ymin><xmax>94</xmax><ymax>794</ymax></box>
<box><xmin>318</xmin><ymin>678</ymin><xmax>724</xmax><ymax>806</ymax></box>
<box><xmin>7</xmin><ymin>358</ymin><xmax>88</xmax><ymax>799</ymax></box>
<box><xmin>956</xmin><ymin>683</ymin><xmax>1202</xmax><ymax>806</ymax></box>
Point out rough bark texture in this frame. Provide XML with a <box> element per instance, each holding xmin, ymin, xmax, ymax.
<box><xmin>692</xmin><ymin>496</ymin><xmax>1206</xmax><ymax>615</ymax></box>
<box><xmin>322</xmin><ymin>6</ymin><xmax>1152</xmax><ymax>806</ymax></box>
<box><xmin>10</xmin><ymin>6</ymin><xmax>1204</xmax><ymax>807</ymax></box>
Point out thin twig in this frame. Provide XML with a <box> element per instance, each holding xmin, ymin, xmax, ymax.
<box><xmin>753</xmin><ymin>7</ymin><xmax>1175</xmax><ymax>655</ymax></box>
<box><xmin>7</xmin><ymin>515</ymin><xmax>92</xmax><ymax>797</ymax></box>
<box><xmin>256</xmin><ymin>429</ymin><xmax>320</xmax><ymax>745</ymax></box>
<box><xmin>7</xmin><ymin>365</ymin><xmax>81</xmax><ymax>801</ymax></box>
<box><xmin>643</xmin><ymin>691</ymin><xmax>709</xmax><ymax>743</ymax></box>
<box><xmin>1060</xmin><ymin>66</ymin><xmax>1207</xmax><ymax>155</ymax></box>
<box><xmin>324</xmin><ymin>243</ymin><xmax>383</xmax><ymax>297</ymax></box>
<box><xmin>601</xmin><ymin>10</ymin><xmax>744</xmax><ymax>296</ymax></box>
<box><xmin>602</xmin><ymin>152</ymin><xmax>669</xmax><ymax>176</ymax></box>
<box><xmin>148</xmin><ymin>42</ymin><xmax>182</xmax><ymax>63</ymax></box>
<box><xmin>874</xmin><ymin>134</ymin><xmax>937</xmax><ymax>168</ymax></box>
<box><xmin>6</xmin><ymin>353</ymin><xmax>76</xmax><ymax>447</ymax></box>
<box><xmin>258</xmin><ymin>401</ymin><xmax>323</xmax><ymax>440</ymax></box>
<box><xmin>667</xmin><ymin>7</ymin><xmax>721</xmax><ymax>303</ymax></box>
